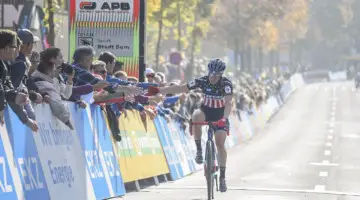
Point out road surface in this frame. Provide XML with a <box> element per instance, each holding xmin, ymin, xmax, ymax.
<box><xmin>120</xmin><ymin>81</ymin><xmax>360</xmax><ymax>200</ymax></box>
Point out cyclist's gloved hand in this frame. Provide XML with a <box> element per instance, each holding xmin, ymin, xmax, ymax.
<box><xmin>148</xmin><ymin>86</ymin><xmax>160</xmax><ymax>95</ymax></box>
<box><xmin>217</xmin><ymin>118</ymin><xmax>227</xmax><ymax>128</ymax></box>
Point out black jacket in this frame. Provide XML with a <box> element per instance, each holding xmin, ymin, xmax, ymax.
<box><xmin>0</xmin><ymin>60</ymin><xmax>18</xmax><ymax>111</ymax></box>
<box><xmin>9</xmin><ymin>53</ymin><xmax>40</xmax><ymax>101</ymax></box>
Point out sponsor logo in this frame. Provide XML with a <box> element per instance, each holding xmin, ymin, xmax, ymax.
<box><xmin>79</xmin><ymin>2</ymin><xmax>130</xmax><ymax>11</ymax></box>
<box><xmin>79</xmin><ymin>2</ymin><xmax>96</xmax><ymax>10</ymax></box>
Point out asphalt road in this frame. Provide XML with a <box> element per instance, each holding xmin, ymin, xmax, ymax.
<box><xmin>120</xmin><ymin>81</ymin><xmax>360</xmax><ymax>200</ymax></box>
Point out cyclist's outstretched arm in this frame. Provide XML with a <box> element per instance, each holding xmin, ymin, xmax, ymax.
<box><xmin>159</xmin><ymin>84</ymin><xmax>189</xmax><ymax>94</ymax></box>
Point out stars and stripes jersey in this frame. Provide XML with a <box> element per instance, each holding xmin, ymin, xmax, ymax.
<box><xmin>187</xmin><ymin>76</ymin><xmax>233</xmax><ymax>108</ymax></box>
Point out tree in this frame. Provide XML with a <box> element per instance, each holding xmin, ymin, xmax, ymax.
<box><xmin>44</xmin><ymin>0</ymin><xmax>65</xmax><ymax>47</ymax></box>
<box><xmin>210</xmin><ymin>0</ymin><xmax>288</xmax><ymax>72</ymax></box>
<box><xmin>304</xmin><ymin>0</ymin><xmax>352</xmax><ymax>68</ymax></box>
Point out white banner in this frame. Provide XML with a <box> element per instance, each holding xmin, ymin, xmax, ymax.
<box><xmin>34</xmin><ymin>104</ymin><xmax>95</xmax><ymax>200</ymax></box>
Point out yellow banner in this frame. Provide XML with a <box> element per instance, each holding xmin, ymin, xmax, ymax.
<box><xmin>115</xmin><ymin>111</ymin><xmax>169</xmax><ymax>182</ymax></box>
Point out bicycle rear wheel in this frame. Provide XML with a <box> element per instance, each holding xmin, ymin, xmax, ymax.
<box><xmin>205</xmin><ymin>141</ymin><xmax>213</xmax><ymax>200</ymax></box>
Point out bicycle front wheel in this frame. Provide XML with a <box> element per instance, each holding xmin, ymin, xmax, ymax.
<box><xmin>205</xmin><ymin>141</ymin><xmax>213</xmax><ymax>200</ymax></box>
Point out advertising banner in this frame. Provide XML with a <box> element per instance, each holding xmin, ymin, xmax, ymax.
<box><xmin>5</xmin><ymin>107</ymin><xmax>51</xmax><ymax>200</ymax></box>
<box><xmin>117</xmin><ymin>111</ymin><xmax>169</xmax><ymax>182</ymax></box>
<box><xmin>89</xmin><ymin>106</ymin><xmax>126</xmax><ymax>196</ymax></box>
<box><xmin>0</xmin><ymin>125</ymin><xmax>20</xmax><ymax>200</ymax></box>
<box><xmin>69</xmin><ymin>104</ymin><xmax>124</xmax><ymax>199</ymax></box>
<box><xmin>33</xmin><ymin>104</ymin><xmax>89</xmax><ymax>200</ymax></box>
<box><xmin>167</xmin><ymin>120</ymin><xmax>191</xmax><ymax>176</ymax></box>
<box><xmin>183</xmin><ymin>126</ymin><xmax>202</xmax><ymax>172</ymax></box>
<box><xmin>175</xmin><ymin>122</ymin><xmax>198</xmax><ymax>173</ymax></box>
<box><xmin>69</xmin><ymin>0</ymin><xmax>142</xmax><ymax>78</ymax></box>
<box><xmin>153</xmin><ymin>117</ymin><xmax>183</xmax><ymax>180</ymax></box>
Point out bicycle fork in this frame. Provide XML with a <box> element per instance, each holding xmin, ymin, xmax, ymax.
<box><xmin>204</xmin><ymin>140</ymin><xmax>219</xmax><ymax>191</ymax></box>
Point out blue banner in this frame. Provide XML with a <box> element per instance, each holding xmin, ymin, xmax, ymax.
<box><xmin>4</xmin><ymin>107</ymin><xmax>50</xmax><ymax>200</ymax></box>
<box><xmin>0</xmin><ymin>127</ymin><xmax>17</xmax><ymax>200</ymax></box>
<box><xmin>90</xmin><ymin>105</ymin><xmax>125</xmax><ymax>196</ymax></box>
<box><xmin>69</xmin><ymin>104</ymin><xmax>112</xmax><ymax>199</ymax></box>
<box><xmin>154</xmin><ymin>117</ymin><xmax>183</xmax><ymax>180</ymax></box>
<box><xmin>172</xmin><ymin>121</ymin><xmax>197</xmax><ymax>173</ymax></box>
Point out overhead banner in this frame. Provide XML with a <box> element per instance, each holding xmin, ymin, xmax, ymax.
<box><xmin>69</xmin><ymin>0</ymin><xmax>142</xmax><ymax>78</ymax></box>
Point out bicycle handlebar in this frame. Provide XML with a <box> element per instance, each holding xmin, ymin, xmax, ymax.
<box><xmin>190</xmin><ymin>121</ymin><xmax>223</xmax><ymax>126</ymax></box>
<box><xmin>189</xmin><ymin>120</ymin><xmax>229</xmax><ymax>136</ymax></box>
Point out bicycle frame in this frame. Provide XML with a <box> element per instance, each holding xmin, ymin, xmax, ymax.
<box><xmin>189</xmin><ymin>120</ymin><xmax>225</xmax><ymax>200</ymax></box>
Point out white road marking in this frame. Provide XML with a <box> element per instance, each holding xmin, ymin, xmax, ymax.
<box><xmin>324</xmin><ymin>150</ymin><xmax>331</xmax><ymax>156</ymax></box>
<box><xmin>341</xmin><ymin>134</ymin><xmax>360</xmax><ymax>139</ymax></box>
<box><xmin>310</xmin><ymin>162</ymin><xmax>339</xmax><ymax>167</ymax></box>
<box><xmin>329</xmin><ymin>129</ymin><xmax>334</xmax><ymax>133</ymax></box>
<box><xmin>326</xmin><ymin>142</ymin><xmax>332</xmax><ymax>147</ymax></box>
<box><xmin>328</xmin><ymin>135</ymin><xmax>333</xmax><ymax>140</ymax></box>
<box><xmin>331</xmin><ymin>111</ymin><xmax>335</xmax><ymax>116</ymax></box>
<box><xmin>146</xmin><ymin>186</ymin><xmax>360</xmax><ymax>197</ymax></box>
<box><xmin>329</xmin><ymin>123</ymin><xmax>334</xmax><ymax>127</ymax></box>
<box><xmin>322</xmin><ymin>160</ymin><xmax>330</xmax><ymax>164</ymax></box>
<box><xmin>314</xmin><ymin>185</ymin><xmax>326</xmax><ymax>191</ymax></box>
<box><xmin>319</xmin><ymin>172</ymin><xmax>328</xmax><ymax>177</ymax></box>
<box><xmin>330</xmin><ymin>117</ymin><xmax>335</xmax><ymax>121</ymax></box>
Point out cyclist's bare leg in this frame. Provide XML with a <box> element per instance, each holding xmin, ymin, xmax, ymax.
<box><xmin>215</xmin><ymin>129</ymin><xmax>228</xmax><ymax>192</ymax></box>
<box><xmin>192</xmin><ymin>109</ymin><xmax>205</xmax><ymax>164</ymax></box>
<box><xmin>214</xmin><ymin>130</ymin><xmax>227</xmax><ymax>167</ymax></box>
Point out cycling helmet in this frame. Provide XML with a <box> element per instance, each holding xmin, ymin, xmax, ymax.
<box><xmin>208</xmin><ymin>58</ymin><xmax>226</xmax><ymax>74</ymax></box>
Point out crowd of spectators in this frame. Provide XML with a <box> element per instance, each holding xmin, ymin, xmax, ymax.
<box><xmin>0</xmin><ymin>28</ymin><xmax>288</xmax><ymax>141</ymax></box>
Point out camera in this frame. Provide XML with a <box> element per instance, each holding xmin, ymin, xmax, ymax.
<box><xmin>60</xmin><ymin>63</ymin><xmax>74</xmax><ymax>75</ymax></box>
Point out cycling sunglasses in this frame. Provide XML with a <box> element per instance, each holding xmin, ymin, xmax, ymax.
<box><xmin>208</xmin><ymin>71</ymin><xmax>223</xmax><ymax>76</ymax></box>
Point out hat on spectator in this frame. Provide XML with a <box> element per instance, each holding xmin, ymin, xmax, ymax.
<box><xmin>145</xmin><ymin>68</ymin><xmax>155</xmax><ymax>75</ymax></box>
<box><xmin>17</xmin><ymin>29</ymin><xmax>40</xmax><ymax>44</ymax></box>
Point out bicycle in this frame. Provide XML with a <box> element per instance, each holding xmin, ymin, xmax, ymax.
<box><xmin>189</xmin><ymin>119</ymin><xmax>228</xmax><ymax>200</ymax></box>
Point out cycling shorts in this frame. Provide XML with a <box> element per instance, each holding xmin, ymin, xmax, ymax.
<box><xmin>201</xmin><ymin>104</ymin><xmax>229</xmax><ymax>132</ymax></box>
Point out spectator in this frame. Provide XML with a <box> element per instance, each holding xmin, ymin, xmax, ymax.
<box><xmin>90</xmin><ymin>60</ymin><xmax>110</xmax><ymax>102</ymax></box>
<box><xmin>114</xmin><ymin>71</ymin><xmax>127</xmax><ymax>80</ymax></box>
<box><xmin>98</xmin><ymin>51</ymin><xmax>116</xmax><ymax>75</ymax></box>
<box><xmin>72</xmin><ymin>46</ymin><xmax>140</xmax><ymax>95</ymax></box>
<box><xmin>6</xmin><ymin>30</ymin><xmax>43</xmax><ymax>131</ymax></box>
<box><xmin>29</xmin><ymin>51</ymin><xmax>40</xmax><ymax>75</ymax></box>
<box><xmin>156</xmin><ymin>72</ymin><xmax>166</xmax><ymax>84</ymax></box>
<box><xmin>10</xmin><ymin>29</ymin><xmax>43</xmax><ymax>105</ymax></box>
<box><xmin>10</xmin><ymin>29</ymin><xmax>39</xmax><ymax>87</ymax></box>
<box><xmin>40</xmin><ymin>48</ymin><xmax>73</xmax><ymax>100</ymax></box>
<box><xmin>91</xmin><ymin>60</ymin><xmax>107</xmax><ymax>80</ymax></box>
<box><xmin>31</xmin><ymin>57</ymin><xmax>74</xmax><ymax>130</ymax></box>
<box><xmin>0</xmin><ymin>30</ymin><xmax>30</xmax><ymax>125</ymax></box>
<box><xmin>127</xmin><ymin>76</ymin><xmax>138</xmax><ymax>83</ymax></box>
<box><xmin>145</xmin><ymin>68</ymin><xmax>155</xmax><ymax>83</ymax></box>
<box><xmin>113</xmin><ymin>60</ymin><xmax>123</xmax><ymax>74</ymax></box>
